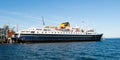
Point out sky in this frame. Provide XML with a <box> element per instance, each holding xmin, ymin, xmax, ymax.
<box><xmin>0</xmin><ymin>0</ymin><xmax>120</xmax><ymax>38</ymax></box>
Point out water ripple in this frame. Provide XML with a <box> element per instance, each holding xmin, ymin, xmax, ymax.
<box><xmin>0</xmin><ymin>38</ymin><xmax>120</xmax><ymax>60</ymax></box>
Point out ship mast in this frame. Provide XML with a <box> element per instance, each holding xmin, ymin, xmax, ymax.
<box><xmin>41</xmin><ymin>16</ymin><xmax>45</xmax><ymax>26</ymax></box>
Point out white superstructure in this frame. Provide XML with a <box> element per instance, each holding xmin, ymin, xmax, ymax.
<box><xmin>17</xmin><ymin>26</ymin><xmax>97</xmax><ymax>35</ymax></box>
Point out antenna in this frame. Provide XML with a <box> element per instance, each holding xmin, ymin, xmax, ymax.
<box><xmin>17</xmin><ymin>24</ymin><xmax>18</xmax><ymax>32</ymax></box>
<box><xmin>41</xmin><ymin>16</ymin><xmax>45</xmax><ymax>26</ymax></box>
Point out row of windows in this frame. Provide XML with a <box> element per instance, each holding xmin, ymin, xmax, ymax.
<box><xmin>21</xmin><ymin>31</ymin><xmax>85</xmax><ymax>34</ymax></box>
<box><xmin>21</xmin><ymin>31</ymin><xmax>31</xmax><ymax>32</ymax></box>
<box><xmin>38</xmin><ymin>31</ymin><xmax>82</xmax><ymax>34</ymax></box>
<box><xmin>21</xmin><ymin>31</ymin><xmax>88</xmax><ymax>35</ymax></box>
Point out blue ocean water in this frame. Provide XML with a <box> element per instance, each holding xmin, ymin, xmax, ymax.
<box><xmin>0</xmin><ymin>38</ymin><xmax>120</xmax><ymax>60</ymax></box>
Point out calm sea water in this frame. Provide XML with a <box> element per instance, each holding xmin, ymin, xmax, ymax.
<box><xmin>0</xmin><ymin>38</ymin><xmax>120</xmax><ymax>60</ymax></box>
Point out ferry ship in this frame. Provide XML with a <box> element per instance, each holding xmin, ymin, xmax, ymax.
<box><xmin>13</xmin><ymin>22</ymin><xmax>103</xmax><ymax>42</ymax></box>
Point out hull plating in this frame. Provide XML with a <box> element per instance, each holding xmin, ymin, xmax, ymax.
<box><xmin>16</xmin><ymin>34</ymin><xmax>103</xmax><ymax>42</ymax></box>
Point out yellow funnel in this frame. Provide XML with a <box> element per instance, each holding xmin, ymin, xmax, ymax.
<box><xmin>60</xmin><ymin>22</ymin><xmax>70</xmax><ymax>29</ymax></box>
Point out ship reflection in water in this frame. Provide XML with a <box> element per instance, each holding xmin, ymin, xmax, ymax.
<box><xmin>0</xmin><ymin>38</ymin><xmax>120</xmax><ymax>60</ymax></box>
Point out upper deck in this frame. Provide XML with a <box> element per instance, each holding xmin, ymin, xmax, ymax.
<box><xmin>16</xmin><ymin>27</ymin><xmax>97</xmax><ymax>35</ymax></box>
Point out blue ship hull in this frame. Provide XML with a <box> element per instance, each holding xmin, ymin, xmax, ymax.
<box><xmin>14</xmin><ymin>34</ymin><xmax>103</xmax><ymax>43</ymax></box>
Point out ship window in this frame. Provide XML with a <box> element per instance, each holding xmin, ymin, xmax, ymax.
<box><xmin>31</xmin><ymin>31</ymin><xmax>35</xmax><ymax>33</ymax></box>
<box><xmin>44</xmin><ymin>29</ymin><xmax>47</xmax><ymax>31</ymax></box>
<box><xmin>21</xmin><ymin>31</ymin><xmax>25</xmax><ymax>32</ymax></box>
<box><xmin>36</xmin><ymin>29</ymin><xmax>42</xmax><ymax>30</ymax></box>
<box><xmin>45</xmin><ymin>32</ymin><xmax>47</xmax><ymax>33</ymax></box>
